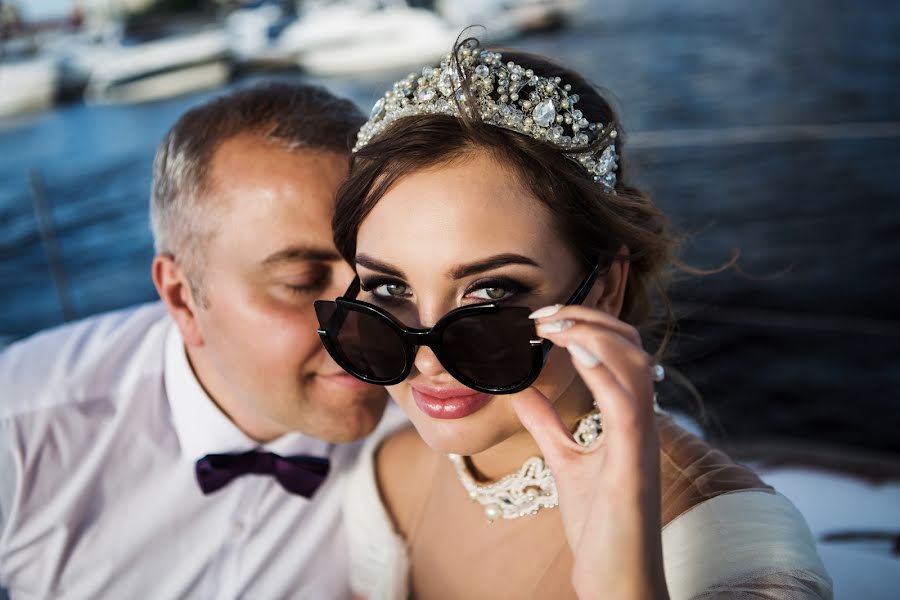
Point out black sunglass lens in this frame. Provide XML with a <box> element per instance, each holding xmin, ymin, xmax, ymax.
<box><xmin>324</xmin><ymin>305</ymin><xmax>408</xmax><ymax>382</ymax></box>
<box><xmin>441</xmin><ymin>307</ymin><xmax>536</xmax><ymax>390</ymax></box>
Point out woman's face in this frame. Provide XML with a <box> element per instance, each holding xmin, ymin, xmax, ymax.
<box><xmin>355</xmin><ymin>151</ymin><xmax>606</xmax><ymax>455</ymax></box>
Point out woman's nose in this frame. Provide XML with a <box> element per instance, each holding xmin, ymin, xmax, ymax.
<box><xmin>412</xmin><ymin>345</ymin><xmax>445</xmax><ymax>378</ymax></box>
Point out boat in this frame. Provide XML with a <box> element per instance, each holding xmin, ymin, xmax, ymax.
<box><xmin>84</xmin><ymin>28</ymin><xmax>230</xmax><ymax>105</ymax></box>
<box><xmin>284</xmin><ymin>1</ymin><xmax>457</xmax><ymax>77</ymax></box>
<box><xmin>225</xmin><ymin>0</ymin><xmax>457</xmax><ymax>75</ymax></box>
<box><xmin>53</xmin><ymin>26</ymin><xmax>231</xmax><ymax>105</ymax></box>
<box><xmin>0</xmin><ymin>55</ymin><xmax>58</xmax><ymax>118</ymax></box>
<box><xmin>44</xmin><ymin>21</ymin><xmax>121</xmax><ymax>101</ymax></box>
<box><xmin>226</xmin><ymin>0</ymin><xmax>584</xmax><ymax>78</ymax></box>
<box><xmin>435</xmin><ymin>0</ymin><xmax>584</xmax><ymax>39</ymax></box>
<box><xmin>226</xmin><ymin>1</ymin><xmax>299</xmax><ymax>68</ymax></box>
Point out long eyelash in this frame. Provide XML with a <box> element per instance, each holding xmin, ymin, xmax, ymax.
<box><xmin>465</xmin><ymin>277</ymin><xmax>532</xmax><ymax>297</ymax></box>
<box><xmin>359</xmin><ymin>276</ymin><xmax>407</xmax><ymax>292</ymax></box>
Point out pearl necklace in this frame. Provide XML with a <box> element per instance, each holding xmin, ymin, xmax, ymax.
<box><xmin>448</xmin><ymin>411</ymin><xmax>602</xmax><ymax>522</ymax></box>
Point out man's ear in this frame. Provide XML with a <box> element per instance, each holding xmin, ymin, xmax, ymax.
<box><xmin>587</xmin><ymin>247</ymin><xmax>630</xmax><ymax>318</ymax></box>
<box><xmin>152</xmin><ymin>254</ymin><xmax>204</xmax><ymax>347</ymax></box>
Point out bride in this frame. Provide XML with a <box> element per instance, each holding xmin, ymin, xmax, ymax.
<box><xmin>316</xmin><ymin>38</ymin><xmax>833</xmax><ymax>599</ymax></box>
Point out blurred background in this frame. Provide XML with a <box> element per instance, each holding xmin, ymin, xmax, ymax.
<box><xmin>1</xmin><ymin>0</ymin><xmax>898</xmax><ymax>596</ymax></box>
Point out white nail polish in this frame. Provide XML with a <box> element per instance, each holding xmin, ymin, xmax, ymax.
<box><xmin>568</xmin><ymin>342</ymin><xmax>601</xmax><ymax>367</ymax></box>
<box><xmin>536</xmin><ymin>319</ymin><xmax>574</xmax><ymax>335</ymax></box>
<box><xmin>528</xmin><ymin>304</ymin><xmax>563</xmax><ymax>319</ymax></box>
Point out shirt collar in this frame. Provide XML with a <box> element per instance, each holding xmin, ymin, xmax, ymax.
<box><xmin>163</xmin><ymin>323</ymin><xmax>332</xmax><ymax>462</ymax></box>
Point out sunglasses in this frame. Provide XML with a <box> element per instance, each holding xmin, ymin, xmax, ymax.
<box><xmin>314</xmin><ymin>264</ymin><xmax>600</xmax><ymax>395</ymax></box>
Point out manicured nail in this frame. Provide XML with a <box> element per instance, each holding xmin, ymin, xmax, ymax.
<box><xmin>529</xmin><ymin>304</ymin><xmax>563</xmax><ymax>319</ymax></box>
<box><xmin>536</xmin><ymin>319</ymin><xmax>575</xmax><ymax>335</ymax></box>
<box><xmin>568</xmin><ymin>342</ymin><xmax>601</xmax><ymax>367</ymax></box>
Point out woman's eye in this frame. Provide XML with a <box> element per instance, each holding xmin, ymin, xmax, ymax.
<box><xmin>468</xmin><ymin>287</ymin><xmax>514</xmax><ymax>301</ymax></box>
<box><xmin>373</xmin><ymin>283</ymin><xmax>412</xmax><ymax>298</ymax></box>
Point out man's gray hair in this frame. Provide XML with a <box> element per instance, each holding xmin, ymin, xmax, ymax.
<box><xmin>150</xmin><ymin>82</ymin><xmax>365</xmax><ymax>298</ymax></box>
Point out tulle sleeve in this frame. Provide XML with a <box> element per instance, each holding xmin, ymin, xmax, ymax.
<box><xmin>661</xmin><ymin>490</ymin><xmax>832</xmax><ymax>599</ymax></box>
<box><xmin>656</xmin><ymin>416</ymin><xmax>832</xmax><ymax>598</ymax></box>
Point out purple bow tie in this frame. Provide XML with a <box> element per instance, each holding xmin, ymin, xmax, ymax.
<box><xmin>195</xmin><ymin>451</ymin><xmax>330</xmax><ymax>498</ymax></box>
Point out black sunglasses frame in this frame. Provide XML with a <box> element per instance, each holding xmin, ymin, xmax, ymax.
<box><xmin>315</xmin><ymin>263</ymin><xmax>601</xmax><ymax>394</ymax></box>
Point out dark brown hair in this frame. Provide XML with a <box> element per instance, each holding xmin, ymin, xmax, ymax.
<box><xmin>334</xmin><ymin>44</ymin><xmax>678</xmax><ymax>352</ymax></box>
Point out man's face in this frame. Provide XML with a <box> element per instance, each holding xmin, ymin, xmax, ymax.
<box><xmin>186</xmin><ymin>133</ymin><xmax>386</xmax><ymax>443</ymax></box>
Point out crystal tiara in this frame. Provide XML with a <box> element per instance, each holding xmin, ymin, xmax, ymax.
<box><xmin>354</xmin><ymin>41</ymin><xmax>620</xmax><ymax>191</ymax></box>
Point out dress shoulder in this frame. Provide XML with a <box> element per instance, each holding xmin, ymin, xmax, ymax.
<box><xmin>342</xmin><ymin>412</ymin><xmax>420</xmax><ymax>600</ymax></box>
<box><xmin>658</xmin><ymin>414</ymin><xmax>772</xmax><ymax>525</ymax></box>
<box><xmin>661</xmin><ymin>490</ymin><xmax>833</xmax><ymax>599</ymax></box>
<box><xmin>657</xmin><ymin>417</ymin><xmax>832</xmax><ymax>598</ymax></box>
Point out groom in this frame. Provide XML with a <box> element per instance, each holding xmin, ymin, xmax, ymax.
<box><xmin>0</xmin><ymin>83</ymin><xmax>397</xmax><ymax>598</ymax></box>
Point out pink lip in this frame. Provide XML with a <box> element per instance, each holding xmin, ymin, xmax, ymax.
<box><xmin>411</xmin><ymin>385</ymin><xmax>492</xmax><ymax>419</ymax></box>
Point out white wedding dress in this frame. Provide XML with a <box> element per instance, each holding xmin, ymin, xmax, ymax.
<box><xmin>342</xmin><ymin>418</ymin><xmax>833</xmax><ymax>599</ymax></box>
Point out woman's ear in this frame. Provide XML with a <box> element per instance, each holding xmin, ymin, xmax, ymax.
<box><xmin>588</xmin><ymin>246</ymin><xmax>630</xmax><ymax>317</ymax></box>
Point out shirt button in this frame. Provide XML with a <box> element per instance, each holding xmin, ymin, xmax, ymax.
<box><xmin>232</xmin><ymin>521</ymin><xmax>244</xmax><ymax>535</ymax></box>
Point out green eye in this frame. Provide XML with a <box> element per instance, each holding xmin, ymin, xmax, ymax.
<box><xmin>374</xmin><ymin>283</ymin><xmax>411</xmax><ymax>298</ymax></box>
<box><xmin>471</xmin><ymin>287</ymin><xmax>512</xmax><ymax>301</ymax></box>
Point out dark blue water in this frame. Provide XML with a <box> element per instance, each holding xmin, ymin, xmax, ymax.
<box><xmin>2</xmin><ymin>0</ymin><xmax>898</xmax><ymax>454</ymax></box>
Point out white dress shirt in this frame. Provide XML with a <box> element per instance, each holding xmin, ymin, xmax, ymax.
<box><xmin>0</xmin><ymin>303</ymin><xmax>402</xmax><ymax>599</ymax></box>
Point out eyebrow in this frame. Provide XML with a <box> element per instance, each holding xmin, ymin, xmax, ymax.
<box><xmin>354</xmin><ymin>253</ymin><xmax>541</xmax><ymax>280</ymax></box>
<box><xmin>449</xmin><ymin>253</ymin><xmax>541</xmax><ymax>279</ymax></box>
<box><xmin>355</xmin><ymin>254</ymin><xmax>405</xmax><ymax>278</ymax></box>
<box><xmin>261</xmin><ymin>245</ymin><xmax>343</xmax><ymax>266</ymax></box>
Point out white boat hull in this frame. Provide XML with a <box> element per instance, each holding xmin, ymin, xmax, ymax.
<box><xmin>0</xmin><ymin>57</ymin><xmax>57</xmax><ymax>118</ymax></box>
<box><xmin>74</xmin><ymin>29</ymin><xmax>230</xmax><ymax>105</ymax></box>
<box><xmin>436</xmin><ymin>0</ymin><xmax>584</xmax><ymax>39</ymax></box>
<box><xmin>285</xmin><ymin>6</ymin><xmax>457</xmax><ymax>76</ymax></box>
<box><xmin>85</xmin><ymin>61</ymin><xmax>229</xmax><ymax>105</ymax></box>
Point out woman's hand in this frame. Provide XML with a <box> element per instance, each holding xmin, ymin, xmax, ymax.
<box><xmin>512</xmin><ymin>304</ymin><xmax>669</xmax><ymax>600</ymax></box>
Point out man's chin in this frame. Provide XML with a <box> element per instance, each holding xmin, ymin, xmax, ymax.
<box><xmin>313</xmin><ymin>401</ymin><xmax>387</xmax><ymax>443</ymax></box>
<box><xmin>299</xmin><ymin>375</ymin><xmax>388</xmax><ymax>443</ymax></box>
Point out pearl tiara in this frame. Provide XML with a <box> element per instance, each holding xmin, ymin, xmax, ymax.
<box><xmin>354</xmin><ymin>41</ymin><xmax>620</xmax><ymax>191</ymax></box>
